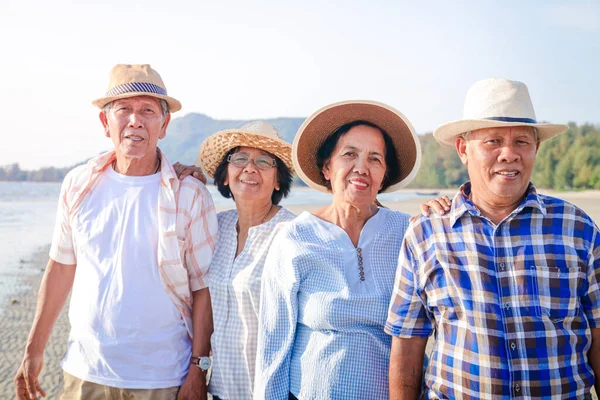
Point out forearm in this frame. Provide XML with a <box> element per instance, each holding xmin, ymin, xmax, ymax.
<box><xmin>191</xmin><ymin>288</ymin><xmax>213</xmax><ymax>357</ymax></box>
<box><xmin>26</xmin><ymin>259</ymin><xmax>75</xmax><ymax>355</ymax></box>
<box><xmin>590</xmin><ymin>328</ymin><xmax>600</xmax><ymax>394</ymax></box>
<box><xmin>389</xmin><ymin>336</ymin><xmax>428</xmax><ymax>400</ymax></box>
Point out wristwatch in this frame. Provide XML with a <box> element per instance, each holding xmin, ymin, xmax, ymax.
<box><xmin>191</xmin><ymin>356</ymin><xmax>212</xmax><ymax>371</ymax></box>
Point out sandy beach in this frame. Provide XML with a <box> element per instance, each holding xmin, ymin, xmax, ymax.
<box><xmin>1</xmin><ymin>190</ymin><xmax>598</xmax><ymax>398</ymax></box>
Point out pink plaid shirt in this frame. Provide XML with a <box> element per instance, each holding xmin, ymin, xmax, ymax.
<box><xmin>49</xmin><ymin>149</ymin><xmax>218</xmax><ymax>336</ymax></box>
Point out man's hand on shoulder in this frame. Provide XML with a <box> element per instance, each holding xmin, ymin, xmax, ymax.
<box><xmin>410</xmin><ymin>195</ymin><xmax>452</xmax><ymax>223</ymax></box>
<box><xmin>14</xmin><ymin>353</ymin><xmax>46</xmax><ymax>400</ymax></box>
<box><xmin>177</xmin><ymin>366</ymin><xmax>207</xmax><ymax>400</ymax></box>
<box><xmin>173</xmin><ymin>162</ymin><xmax>207</xmax><ymax>185</ymax></box>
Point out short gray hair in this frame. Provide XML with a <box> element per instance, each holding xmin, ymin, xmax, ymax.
<box><xmin>103</xmin><ymin>98</ymin><xmax>169</xmax><ymax>116</ymax></box>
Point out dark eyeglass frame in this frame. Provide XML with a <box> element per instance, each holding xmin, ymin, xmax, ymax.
<box><xmin>227</xmin><ymin>152</ymin><xmax>277</xmax><ymax>170</ymax></box>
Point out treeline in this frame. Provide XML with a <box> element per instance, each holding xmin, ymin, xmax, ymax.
<box><xmin>3</xmin><ymin>123</ymin><xmax>599</xmax><ymax>190</ymax></box>
<box><xmin>408</xmin><ymin>122</ymin><xmax>600</xmax><ymax>190</ymax></box>
<box><xmin>0</xmin><ymin>163</ymin><xmax>76</xmax><ymax>183</ymax></box>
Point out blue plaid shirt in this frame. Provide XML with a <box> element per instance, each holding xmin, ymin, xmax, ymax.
<box><xmin>386</xmin><ymin>183</ymin><xmax>600</xmax><ymax>399</ymax></box>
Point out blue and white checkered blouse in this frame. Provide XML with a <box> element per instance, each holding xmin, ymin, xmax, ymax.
<box><xmin>254</xmin><ymin>208</ymin><xmax>410</xmax><ymax>399</ymax></box>
<box><xmin>207</xmin><ymin>207</ymin><xmax>296</xmax><ymax>400</ymax></box>
<box><xmin>386</xmin><ymin>183</ymin><xmax>600</xmax><ymax>399</ymax></box>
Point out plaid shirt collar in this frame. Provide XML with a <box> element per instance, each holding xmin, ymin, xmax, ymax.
<box><xmin>87</xmin><ymin>148</ymin><xmax>180</xmax><ymax>192</ymax></box>
<box><xmin>449</xmin><ymin>181</ymin><xmax>547</xmax><ymax>227</ymax></box>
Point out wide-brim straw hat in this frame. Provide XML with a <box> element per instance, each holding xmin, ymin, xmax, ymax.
<box><xmin>433</xmin><ymin>78</ymin><xmax>568</xmax><ymax>147</ymax></box>
<box><xmin>293</xmin><ymin>100</ymin><xmax>421</xmax><ymax>193</ymax></box>
<box><xmin>199</xmin><ymin>121</ymin><xmax>293</xmax><ymax>178</ymax></box>
<box><xmin>92</xmin><ymin>64</ymin><xmax>182</xmax><ymax>112</ymax></box>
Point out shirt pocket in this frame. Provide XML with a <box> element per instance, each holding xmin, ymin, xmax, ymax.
<box><xmin>533</xmin><ymin>265</ymin><xmax>582</xmax><ymax>322</ymax></box>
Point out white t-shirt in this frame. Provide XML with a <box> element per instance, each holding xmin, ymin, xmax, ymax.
<box><xmin>61</xmin><ymin>166</ymin><xmax>191</xmax><ymax>389</ymax></box>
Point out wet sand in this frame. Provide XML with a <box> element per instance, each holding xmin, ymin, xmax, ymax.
<box><xmin>1</xmin><ymin>190</ymin><xmax>598</xmax><ymax>398</ymax></box>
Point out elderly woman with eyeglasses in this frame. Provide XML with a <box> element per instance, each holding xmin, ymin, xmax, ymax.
<box><xmin>190</xmin><ymin>121</ymin><xmax>296</xmax><ymax>400</ymax></box>
<box><xmin>254</xmin><ymin>101</ymin><xmax>422</xmax><ymax>400</ymax></box>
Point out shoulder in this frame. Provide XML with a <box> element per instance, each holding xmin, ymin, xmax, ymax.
<box><xmin>62</xmin><ymin>163</ymin><xmax>89</xmax><ymax>187</ymax></box>
<box><xmin>177</xmin><ymin>176</ymin><xmax>215</xmax><ymax>209</ymax></box>
<box><xmin>537</xmin><ymin>193</ymin><xmax>599</xmax><ymax>236</ymax></box>
<box><xmin>538</xmin><ymin>194</ymin><xmax>591</xmax><ymax>219</ymax></box>
<box><xmin>380</xmin><ymin>208</ymin><xmax>411</xmax><ymax>225</ymax></box>
<box><xmin>217</xmin><ymin>209</ymin><xmax>237</xmax><ymax>223</ymax></box>
<box><xmin>277</xmin><ymin>206</ymin><xmax>297</xmax><ymax>222</ymax></box>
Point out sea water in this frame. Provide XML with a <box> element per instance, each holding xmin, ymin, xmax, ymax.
<box><xmin>0</xmin><ymin>181</ymin><xmax>418</xmax><ymax>312</ymax></box>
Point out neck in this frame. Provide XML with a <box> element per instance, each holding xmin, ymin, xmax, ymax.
<box><xmin>236</xmin><ymin>199</ymin><xmax>275</xmax><ymax>233</ymax></box>
<box><xmin>469</xmin><ymin>190</ymin><xmax>524</xmax><ymax>225</ymax></box>
<box><xmin>318</xmin><ymin>201</ymin><xmax>378</xmax><ymax>246</ymax></box>
<box><xmin>113</xmin><ymin>151</ymin><xmax>160</xmax><ymax>176</ymax></box>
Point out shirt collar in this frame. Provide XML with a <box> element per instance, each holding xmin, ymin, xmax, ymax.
<box><xmin>450</xmin><ymin>181</ymin><xmax>547</xmax><ymax>227</ymax></box>
<box><xmin>88</xmin><ymin>148</ymin><xmax>180</xmax><ymax>192</ymax></box>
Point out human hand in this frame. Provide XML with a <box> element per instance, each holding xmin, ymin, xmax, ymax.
<box><xmin>14</xmin><ymin>354</ymin><xmax>46</xmax><ymax>399</ymax></box>
<box><xmin>173</xmin><ymin>162</ymin><xmax>207</xmax><ymax>185</ymax></box>
<box><xmin>177</xmin><ymin>367</ymin><xmax>207</xmax><ymax>400</ymax></box>
<box><xmin>419</xmin><ymin>195</ymin><xmax>451</xmax><ymax>217</ymax></box>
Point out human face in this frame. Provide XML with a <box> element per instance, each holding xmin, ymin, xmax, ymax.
<box><xmin>225</xmin><ymin>147</ymin><xmax>280</xmax><ymax>203</ymax></box>
<box><xmin>456</xmin><ymin>126</ymin><xmax>539</xmax><ymax>209</ymax></box>
<box><xmin>322</xmin><ymin>125</ymin><xmax>387</xmax><ymax>207</ymax></box>
<box><xmin>100</xmin><ymin>96</ymin><xmax>170</xmax><ymax>160</ymax></box>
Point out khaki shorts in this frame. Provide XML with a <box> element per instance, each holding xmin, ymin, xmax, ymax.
<box><xmin>60</xmin><ymin>371</ymin><xmax>179</xmax><ymax>400</ymax></box>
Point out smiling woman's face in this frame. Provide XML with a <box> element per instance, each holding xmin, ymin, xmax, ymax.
<box><xmin>322</xmin><ymin>125</ymin><xmax>387</xmax><ymax>208</ymax></box>
<box><xmin>225</xmin><ymin>146</ymin><xmax>280</xmax><ymax>204</ymax></box>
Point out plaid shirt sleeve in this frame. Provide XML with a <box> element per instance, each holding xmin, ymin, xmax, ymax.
<box><xmin>385</xmin><ymin>226</ymin><xmax>434</xmax><ymax>338</ymax></box>
<box><xmin>583</xmin><ymin>224</ymin><xmax>600</xmax><ymax>327</ymax></box>
<box><xmin>179</xmin><ymin>179</ymin><xmax>218</xmax><ymax>292</ymax></box>
<box><xmin>49</xmin><ymin>170</ymin><xmax>77</xmax><ymax>265</ymax></box>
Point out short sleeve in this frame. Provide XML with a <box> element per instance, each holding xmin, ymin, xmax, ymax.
<box><xmin>385</xmin><ymin>236</ymin><xmax>433</xmax><ymax>338</ymax></box>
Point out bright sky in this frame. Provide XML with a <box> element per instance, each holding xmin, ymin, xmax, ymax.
<box><xmin>1</xmin><ymin>0</ymin><xmax>598</xmax><ymax>169</ymax></box>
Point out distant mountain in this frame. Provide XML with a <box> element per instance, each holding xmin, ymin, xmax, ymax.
<box><xmin>159</xmin><ymin>113</ymin><xmax>305</xmax><ymax>166</ymax></box>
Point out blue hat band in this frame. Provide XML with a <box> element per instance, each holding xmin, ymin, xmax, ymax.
<box><xmin>484</xmin><ymin>116</ymin><xmax>537</xmax><ymax>124</ymax></box>
<box><xmin>106</xmin><ymin>82</ymin><xmax>167</xmax><ymax>97</ymax></box>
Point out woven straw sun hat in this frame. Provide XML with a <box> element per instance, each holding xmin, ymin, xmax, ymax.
<box><xmin>433</xmin><ymin>78</ymin><xmax>568</xmax><ymax>147</ymax></box>
<box><xmin>199</xmin><ymin>121</ymin><xmax>293</xmax><ymax>178</ymax></box>
<box><xmin>92</xmin><ymin>64</ymin><xmax>182</xmax><ymax>112</ymax></box>
<box><xmin>293</xmin><ymin>100</ymin><xmax>422</xmax><ymax>193</ymax></box>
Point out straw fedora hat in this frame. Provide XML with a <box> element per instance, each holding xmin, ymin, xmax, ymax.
<box><xmin>433</xmin><ymin>78</ymin><xmax>568</xmax><ymax>147</ymax></box>
<box><xmin>199</xmin><ymin>121</ymin><xmax>293</xmax><ymax>178</ymax></box>
<box><xmin>293</xmin><ymin>100</ymin><xmax>421</xmax><ymax>193</ymax></box>
<box><xmin>92</xmin><ymin>64</ymin><xmax>182</xmax><ymax>112</ymax></box>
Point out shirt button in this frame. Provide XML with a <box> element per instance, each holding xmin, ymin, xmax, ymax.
<box><xmin>510</xmin><ymin>342</ymin><xmax>516</xmax><ymax>350</ymax></box>
<box><xmin>504</xmin><ymin>302</ymin><xmax>510</xmax><ymax>310</ymax></box>
<box><xmin>515</xmin><ymin>384</ymin><xmax>521</xmax><ymax>392</ymax></box>
<box><xmin>500</xmin><ymin>262</ymin><xmax>505</xmax><ymax>270</ymax></box>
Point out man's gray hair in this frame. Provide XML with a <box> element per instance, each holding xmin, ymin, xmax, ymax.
<box><xmin>103</xmin><ymin>98</ymin><xmax>170</xmax><ymax>116</ymax></box>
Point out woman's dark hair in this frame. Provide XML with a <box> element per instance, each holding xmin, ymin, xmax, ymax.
<box><xmin>315</xmin><ymin>120</ymin><xmax>400</xmax><ymax>193</ymax></box>
<box><xmin>213</xmin><ymin>147</ymin><xmax>293</xmax><ymax>205</ymax></box>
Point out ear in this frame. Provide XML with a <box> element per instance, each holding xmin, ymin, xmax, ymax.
<box><xmin>535</xmin><ymin>140</ymin><xmax>540</xmax><ymax>154</ymax></box>
<box><xmin>321</xmin><ymin>159</ymin><xmax>331</xmax><ymax>181</ymax></box>
<box><xmin>99</xmin><ymin>111</ymin><xmax>109</xmax><ymax>138</ymax></box>
<box><xmin>159</xmin><ymin>113</ymin><xmax>171</xmax><ymax>140</ymax></box>
<box><xmin>455</xmin><ymin>137</ymin><xmax>468</xmax><ymax>165</ymax></box>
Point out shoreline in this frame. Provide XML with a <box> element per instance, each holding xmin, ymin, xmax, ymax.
<box><xmin>1</xmin><ymin>190</ymin><xmax>599</xmax><ymax>398</ymax></box>
<box><xmin>0</xmin><ymin>248</ymin><xmax>70</xmax><ymax>398</ymax></box>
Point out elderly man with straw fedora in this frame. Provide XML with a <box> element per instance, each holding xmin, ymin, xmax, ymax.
<box><xmin>386</xmin><ymin>78</ymin><xmax>600</xmax><ymax>399</ymax></box>
<box><xmin>14</xmin><ymin>64</ymin><xmax>218</xmax><ymax>400</ymax></box>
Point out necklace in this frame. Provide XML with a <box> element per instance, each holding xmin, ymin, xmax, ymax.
<box><xmin>236</xmin><ymin>203</ymin><xmax>274</xmax><ymax>233</ymax></box>
<box><xmin>261</xmin><ymin>203</ymin><xmax>274</xmax><ymax>224</ymax></box>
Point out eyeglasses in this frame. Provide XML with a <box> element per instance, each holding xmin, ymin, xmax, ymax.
<box><xmin>227</xmin><ymin>152</ymin><xmax>277</xmax><ymax>170</ymax></box>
